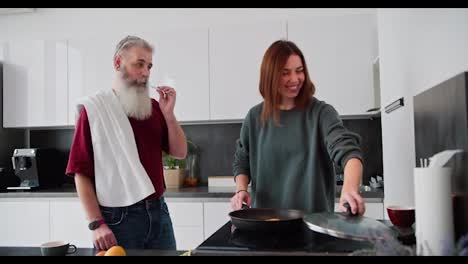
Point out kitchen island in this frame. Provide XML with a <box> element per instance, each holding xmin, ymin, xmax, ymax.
<box><xmin>0</xmin><ymin>184</ymin><xmax>385</xmax><ymax>251</ymax></box>
<box><xmin>0</xmin><ymin>247</ymin><xmax>185</xmax><ymax>256</ymax></box>
<box><xmin>191</xmin><ymin>220</ymin><xmax>414</xmax><ymax>256</ymax></box>
<box><xmin>192</xmin><ymin>222</ymin><xmax>374</xmax><ymax>256</ymax></box>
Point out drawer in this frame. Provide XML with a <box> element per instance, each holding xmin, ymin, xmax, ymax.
<box><xmin>166</xmin><ymin>202</ymin><xmax>203</xmax><ymax>226</ymax></box>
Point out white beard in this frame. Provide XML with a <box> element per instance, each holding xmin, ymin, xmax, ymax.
<box><xmin>113</xmin><ymin>70</ymin><xmax>152</xmax><ymax>120</ymax></box>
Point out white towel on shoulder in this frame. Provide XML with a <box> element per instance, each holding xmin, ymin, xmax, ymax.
<box><xmin>76</xmin><ymin>89</ymin><xmax>155</xmax><ymax>207</ymax></box>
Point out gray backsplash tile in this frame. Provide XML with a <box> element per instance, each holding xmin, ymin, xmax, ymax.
<box><xmin>27</xmin><ymin>117</ymin><xmax>382</xmax><ymax>186</ymax></box>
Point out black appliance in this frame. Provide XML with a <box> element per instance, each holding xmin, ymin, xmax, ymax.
<box><xmin>193</xmin><ymin>221</ymin><xmax>375</xmax><ymax>255</ymax></box>
<box><xmin>8</xmin><ymin>148</ymin><xmax>64</xmax><ymax>190</ymax></box>
<box><xmin>0</xmin><ymin>167</ymin><xmax>20</xmax><ymax>191</ymax></box>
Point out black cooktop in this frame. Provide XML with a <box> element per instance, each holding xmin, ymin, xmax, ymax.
<box><xmin>195</xmin><ymin>221</ymin><xmax>375</xmax><ymax>254</ymax></box>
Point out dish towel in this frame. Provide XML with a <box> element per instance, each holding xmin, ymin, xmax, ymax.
<box><xmin>76</xmin><ymin>89</ymin><xmax>155</xmax><ymax>207</ymax></box>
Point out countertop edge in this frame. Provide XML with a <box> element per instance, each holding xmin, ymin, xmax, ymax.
<box><xmin>0</xmin><ymin>186</ymin><xmax>384</xmax><ymax>202</ymax></box>
<box><xmin>0</xmin><ymin>195</ymin><xmax>384</xmax><ymax>203</ymax></box>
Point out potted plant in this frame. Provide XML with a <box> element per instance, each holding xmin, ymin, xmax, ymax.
<box><xmin>162</xmin><ymin>152</ymin><xmax>186</xmax><ymax>189</ymax></box>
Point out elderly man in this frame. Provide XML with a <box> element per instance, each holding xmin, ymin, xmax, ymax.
<box><xmin>66</xmin><ymin>35</ymin><xmax>187</xmax><ymax>250</ymax></box>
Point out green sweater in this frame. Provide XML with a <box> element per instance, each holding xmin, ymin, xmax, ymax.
<box><xmin>233</xmin><ymin>97</ymin><xmax>362</xmax><ymax>213</ymax></box>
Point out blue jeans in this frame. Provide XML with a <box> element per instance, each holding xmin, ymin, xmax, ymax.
<box><xmin>99</xmin><ymin>196</ymin><xmax>176</xmax><ymax>250</ymax></box>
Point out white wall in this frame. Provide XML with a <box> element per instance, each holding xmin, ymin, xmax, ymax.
<box><xmin>377</xmin><ymin>8</ymin><xmax>468</xmax><ymax>212</ymax></box>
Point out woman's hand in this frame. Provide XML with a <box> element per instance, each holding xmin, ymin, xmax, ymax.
<box><xmin>340</xmin><ymin>158</ymin><xmax>365</xmax><ymax>215</ymax></box>
<box><xmin>339</xmin><ymin>190</ymin><xmax>365</xmax><ymax>216</ymax></box>
<box><xmin>230</xmin><ymin>190</ymin><xmax>251</xmax><ymax>211</ymax></box>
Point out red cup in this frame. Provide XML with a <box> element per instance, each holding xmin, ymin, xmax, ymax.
<box><xmin>387</xmin><ymin>206</ymin><xmax>415</xmax><ymax>228</ymax></box>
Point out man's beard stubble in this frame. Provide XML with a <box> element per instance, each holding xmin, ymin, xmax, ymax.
<box><xmin>113</xmin><ymin>66</ymin><xmax>152</xmax><ymax>120</ymax></box>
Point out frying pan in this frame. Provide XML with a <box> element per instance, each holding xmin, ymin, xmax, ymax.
<box><xmin>229</xmin><ymin>207</ymin><xmax>304</xmax><ymax>232</ymax></box>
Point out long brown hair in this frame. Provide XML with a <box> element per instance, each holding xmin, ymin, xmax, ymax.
<box><xmin>259</xmin><ymin>40</ymin><xmax>315</xmax><ymax>127</ymax></box>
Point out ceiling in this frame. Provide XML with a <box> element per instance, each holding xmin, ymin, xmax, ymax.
<box><xmin>0</xmin><ymin>8</ymin><xmax>36</xmax><ymax>15</ymax></box>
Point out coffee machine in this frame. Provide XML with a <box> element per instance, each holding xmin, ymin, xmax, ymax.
<box><xmin>8</xmin><ymin>148</ymin><xmax>64</xmax><ymax>190</ymax></box>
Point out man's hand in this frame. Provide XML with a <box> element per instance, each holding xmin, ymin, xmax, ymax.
<box><xmin>93</xmin><ymin>224</ymin><xmax>118</xmax><ymax>250</ymax></box>
<box><xmin>156</xmin><ymin>86</ymin><xmax>176</xmax><ymax>118</ymax></box>
<box><xmin>339</xmin><ymin>190</ymin><xmax>365</xmax><ymax>216</ymax></box>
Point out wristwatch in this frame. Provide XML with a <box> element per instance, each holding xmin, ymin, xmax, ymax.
<box><xmin>88</xmin><ymin>218</ymin><xmax>105</xmax><ymax>230</ymax></box>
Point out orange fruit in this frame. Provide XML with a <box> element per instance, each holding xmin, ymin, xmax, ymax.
<box><xmin>104</xmin><ymin>245</ymin><xmax>126</xmax><ymax>256</ymax></box>
<box><xmin>95</xmin><ymin>250</ymin><xmax>106</xmax><ymax>256</ymax></box>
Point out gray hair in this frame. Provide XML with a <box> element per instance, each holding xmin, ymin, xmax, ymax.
<box><xmin>114</xmin><ymin>35</ymin><xmax>153</xmax><ymax>59</ymax></box>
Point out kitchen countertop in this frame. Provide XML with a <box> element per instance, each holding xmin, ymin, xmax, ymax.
<box><xmin>189</xmin><ymin>249</ymin><xmax>350</xmax><ymax>256</ymax></box>
<box><xmin>0</xmin><ymin>184</ymin><xmax>384</xmax><ymax>202</ymax></box>
<box><xmin>0</xmin><ymin>247</ymin><xmax>184</xmax><ymax>256</ymax></box>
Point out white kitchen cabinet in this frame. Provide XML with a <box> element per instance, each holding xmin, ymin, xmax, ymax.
<box><xmin>334</xmin><ymin>202</ymin><xmax>384</xmax><ymax>219</ymax></box>
<box><xmin>166</xmin><ymin>201</ymin><xmax>204</xmax><ymax>250</ymax></box>
<box><xmin>209</xmin><ymin>20</ymin><xmax>287</xmax><ymax>120</ymax></box>
<box><xmin>143</xmin><ymin>28</ymin><xmax>210</xmax><ymax>122</ymax></box>
<box><xmin>363</xmin><ymin>202</ymin><xmax>384</xmax><ymax>219</ymax></box>
<box><xmin>203</xmin><ymin>202</ymin><xmax>232</xmax><ymax>239</ymax></box>
<box><xmin>288</xmin><ymin>14</ymin><xmax>377</xmax><ymax>115</ymax></box>
<box><xmin>67</xmin><ymin>29</ymin><xmax>210</xmax><ymax>124</ymax></box>
<box><xmin>0</xmin><ymin>201</ymin><xmax>50</xmax><ymax>246</ymax></box>
<box><xmin>2</xmin><ymin>40</ymin><xmax>68</xmax><ymax>127</ymax></box>
<box><xmin>67</xmin><ymin>34</ymin><xmax>123</xmax><ymax>125</ymax></box>
<box><xmin>172</xmin><ymin>226</ymin><xmax>204</xmax><ymax>251</ymax></box>
<box><xmin>49</xmin><ymin>200</ymin><xmax>93</xmax><ymax>248</ymax></box>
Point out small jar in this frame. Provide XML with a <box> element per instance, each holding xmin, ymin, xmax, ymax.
<box><xmin>183</xmin><ymin>154</ymin><xmax>199</xmax><ymax>187</ymax></box>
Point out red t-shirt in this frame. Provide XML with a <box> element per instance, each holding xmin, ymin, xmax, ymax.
<box><xmin>66</xmin><ymin>99</ymin><xmax>169</xmax><ymax>201</ymax></box>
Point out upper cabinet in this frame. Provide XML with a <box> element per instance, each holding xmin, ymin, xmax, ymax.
<box><xmin>144</xmin><ymin>28</ymin><xmax>210</xmax><ymax>122</ymax></box>
<box><xmin>209</xmin><ymin>20</ymin><xmax>287</xmax><ymax>120</ymax></box>
<box><xmin>67</xmin><ymin>29</ymin><xmax>210</xmax><ymax>125</ymax></box>
<box><xmin>3</xmin><ymin>15</ymin><xmax>378</xmax><ymax>128</ymax></box>
<box><xmin>2</xmin><ymin>40</ymin><xmax>68</xmax><ymax>127</ymax></box>
<box><xmin>67</xmin><ymin>34</ymin><xmax>122</xmax><ymax>126</ymax></box>
<box><xmin>288</xmin><ymin>14</ymin><xmax>378</xmax><ymax>115</ymax></box>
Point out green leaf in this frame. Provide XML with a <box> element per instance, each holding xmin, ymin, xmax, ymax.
<box><xmin>162</xmin><ymin>151</ymin><xmax>186</xmax><ymax>170</ymax></box>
